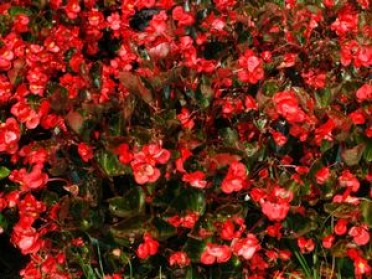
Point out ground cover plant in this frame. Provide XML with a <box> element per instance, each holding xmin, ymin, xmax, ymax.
<box><xmin>0</xmin><ymin>0</ymin><xmax>371</xmax><ymax>278</ymax></box>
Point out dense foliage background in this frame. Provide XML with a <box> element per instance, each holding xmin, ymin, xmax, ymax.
<box><xmin>0</xmin><ymin>0</ymin><xmax>371</xmax><ymax>278</ymax></box>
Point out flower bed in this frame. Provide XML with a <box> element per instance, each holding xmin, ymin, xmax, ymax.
<box><xmin>0</xmin><ymin>0</ymin><xmax>371</xmax><ymax>278</ymax></box>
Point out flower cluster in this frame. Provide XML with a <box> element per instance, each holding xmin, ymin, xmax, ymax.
<box><xmin>0</xmin><ymin>0</ymin><xmax>371</xmax><ymax>278</ymax></box>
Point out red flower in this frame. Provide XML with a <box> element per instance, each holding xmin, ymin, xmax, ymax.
<box><xmin>244</xmin><ymin>95</ymin><xmax>258</xmax><ymax>112</ymax></box>
<box><xmin>166</xmin><ymin>215</ymin><xmax>182</xmax><ymax>227</ymax></box>
<box><xmin>266</xmin><ymin>223</ymin><xmax>283</xmax><ymax>239</ymax></box>
<box><xmin>200</xmin><ymin>243</ymin><xmax>232</xmax><ymax>265</ymax></box>
<box><xmin>131</xmin><ymin>162</ymin><xmax>161</xmax><ymax>185</ymax></box>
<box><xmin>354</xmin><ymin>257</ymin><xmax>372</xmax><ymax>277</ymax></box>
<box><xmin>130</xmin><ymin>144</ymin><xmax>170</xmax><ymax>184</ymax></box>
<box><xmin>140</xmin><ymin>144</ymin><xmax>171</xmax><ymax>165</ymax></box>
<box><xmin>172</xmin><ymin>6</ymin><xmax>195</xmax><ymax>27</ymax></box>
<box><xmin>104</xmin><ymin>274</ymin><xmax>123</xmax><ymax>279</ymax></box>
<box><xmin>155</xmin><ymin>0</ymin><xmax>175</xmax><ymax>9</ymax></box>
<box><xmin>115</xmin><ymin>143</ymin><xmax>134</xmax><ymax>164</ymax></box>
<box><xmin>11</xmin><ymin>224</ymin><xmax>43</xmax><ymax>255</ymax></box>
<box><xmin>221</xmin><ymin>161</ymin><xmax>248</xmax><ymax>194</ymax></box>
<box><xmin>334</xmin><ymin>219</ymin><xmax>348</xmax><ymax>235</ymax></box>
<box><xmin>9</xmin><ymin>164</ymin><xmax>48</xmax><ymax>192</ymax></box>
<box><xmin>11</xmin><ymin>101</ymin><xmax>40</xmax><ymax>129</ymax></box>
<box><xmin>356</xmin><ymin>84</ymin><xmax>372</xmax><ymax>102</ymax></box>
<box><xmin>0</xmin><ymin>47</ymin><xmax>14</xmax><ymax>71</ymax></box>
<box><xmin>220</xmin><ymin>220</ymin><xmax>236</xmax><ymax>241</ymax></box>
<box><xmin>196</xmin><ymin>58</ymin><xmax>217</xmax><ymax>74</ymax></box>
<box><xmin>18</xmin><ymin>193</ymin><xmax>46</xmax><ymax>223</ymax></box>
<box><xmin>314</xmin><ymin>118</ymin><xmax>336</xmax><ymax>145</ymax></box>
<box><xmin>339</xmin><ymin>170</ymin><xmax>360</xmax><ymax>192</ymax></box>
<box><xmin>60</xmin><ymin>73</ymin><xmax>86</xmax><ymax>99</ymax></box>
<box><xmin>145</xmin><ymin>11</ymin><xmax>168</xmax><ymax>41</ymax></box>
<box><xmin>167</xmin><ymin>212</ymin><xmax>199</xmax><ymax>229</ymax></box>
<box><xmin>78</xmin><ymin>143</ymin><xmax>94</xmax><ymax>162</ymax></box>
<box><xmin>18</xmin><ymin>145</ymin><xmax>48</xmax><ymax>166</ymax></box>
<box><xmin>322</xmin><ymin>235</ymin><xmax>335</xmax><ymax>249</ymax></box>
<box><xmin>175</xmin><ymin>147</ymin><xmax>192</xmax><ymax>173</ymax></box>
<box><xmin>148</xmin><ymin>41</ymin><xmax>171</xmax><ymax>59</ymax></box>
<box><xmin>354</xmin><ymin>45</ymin><xmax>372</xmax><ymax>68</ymax></box>
<box><xmin>136</xmin><ymin>233</ymin><xmax>159</xmax><ymax>260</ymax></box>
<box><xmin>331</xmin><ymin>5</ymin><xmax>358</xmax><ymax>36</ymax></box>
<box><xmin>182</xmin><ymin>171</ymin><xmax>207</xmax><ymax>189</ymax></box>
<box><xmin>260</xmin><ymin>200</ymin><xmax>290</xmax><ymax>222</ymax></box>
<box><xmin>0</xmin><ymin>75</ymin><xmax>12</xmax><ymax>104</ymax></box>
<box><xmin>5</xmin><ymin>191</ymin><xmax>20</xmax><ymax>208</ymax></box>
<box><xmin>0</xmin><ymin>117</ymin><xmax>21</xmax><ymax>154</ymax></box>
<box><xmin>271</xmin><ymin>131</ymin><xmax>287</xmax><ymax>146</ymax></box>
<box><xmin>169</xmin><ymin>251</ymin><xmax>190</xmax><ymax>267</ymax></box>
<box><xmin>214</xmin><ymin>0</ymin><xmax>237</xmax><ymax>11</ymax></box>
<box><xmin>297</xmin><ymin>237</ymin><xmax>315</xmax><ymax>254</ymax></box>
<box><xmin>87</xmin><ymin>9</ymin><xmax>104</xmax><ymax>27</ymax></box>
<box><xmin>340</xmin><ymin>40</ymin><xmax>358</xmax><ymax>66</ymax></box>
<box><xmin>237</xmin><ymin>49</ymin><xmax>264</xmax><ymax>84</ymax></box>
<box><xmin>302</xmin><ymin>70</ymin><xmax>326</xmax><ymax>89</ymax></box>
<box><xmin>278</xmin><ymin>53</ymin><xmax>297</xmax><ymax>68</ymax></box>
<box><xmin>181</xmin><ymin>212</ymin><xmax>199</xmax><ymax>229</ymax></box>
<box><xmin>250</xmin><ymin>254</ymin><xmax>268</xmax><ymax>272</ymax></box>
<box><xmin>259</xmin><ymin>187</ymin><xmax>293</xmax><ymax>222</ymax></box>
<box><xmin>65</xmin><ymin>0</ymin><xmax>81</xmax><ymax>20</ymax></box>
<box><xmin>107</xmin><ymin>12</ymin><xmax>121</xmax><ymax>31</ymax></box>
<box><xmin>261</xmin><ymin>51</ymin><xmax>272</xmax><ymax>62</ymax></box>
<box><xmin>44</xmin><ymin>37</ymin><xmax>60</xmax><ymax>53</ymax></box>
<box><xmin>323</xmin><ymin>0</ymin><xmax>335</xmax><ymax>7</ymax></box>
<box><xmin>349</xmin><ymin>111</ymin><xmax>366</xmax><ymax>125</ymax></box>
<box><xmin>177</xmin><ymin>108</ymin><xmax>195</xmax><ymax>130</ymax></box>
<box><xmin>221</xmin><ymin>97</ymin><xmax>244</xmax><ymax>118</ymax></box>
<box><xmin>13</xmin><ymin>14</ymin><xmax>29</xmax><ymax>33</ymax></box>
<box><xmin>69</xmin><ymin>53</ymin><xmax>84</xmax><ymax>73</ymax></box>
<box><xmin>348</xmin><ymin>225</ymin><xmax>370</xmax><ymax>246</ymax></box>
<box><xmin>357</xmin><ymin>0</ymin><xmax>369</xmax><ymax>9</ymax></box>
<box><xmin>367</xmin><ymin>127</ymin><xmax>372</xmax><ymax>138</ymax></box>
<box><xmin>273</xmin><ymin>91</ymin><xmax>306</xmax><ymax>123</ymax></box>
<box><xmin>26</xmin><ymin>67</ymin><xmax>48</xmax><ymax>96</ymax></box>
<box><xmin>134</xmin><ymin>0</ymin><xmax>156</xmax><ymax>10</ymax></box>
<box><xmin>232</xmin><ymin>234</ymin><xmax>261</xmax><ymax>260</ymax></box>
<box><xmin>315</xmin><ymin>167</ymin><xmax>331</xmax><ymax>185</ymax></box>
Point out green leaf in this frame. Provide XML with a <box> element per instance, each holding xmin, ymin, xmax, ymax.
<box><xmin>320</xmin><ymin>140</ymin><xmax>334</xmax><ymax>154</ymax></box>
<box><xmin>209</xmin><ymin>256</ymin><xmax>243</xmax><ymax>278</ymax></box>
<box><xmin>363</xmin><ymin>139</ymin><xmax>372</xmax><ymax>163</ymax></box>
<box><xmin>184</xmin><ymin>266</ymin><xmax>206</xmax><ymax>279</ymax></box>
<box><xmin>361</xmin><ymin>200</ymin><xmax>372</xmax><ymax>228</ymax></box>
<box><xmin>341</xmin><ymin>144</ymin><xmax>365</xmax><ymax>166</ymax></box>
<box><xmin>215</xmin><ymin>203</ymin><xmax>244</xmax><ymax>217</ymax></box>
<box><xmin>110</xmin><ymin>215</ymin><xmax>149</xmax><ymax>239</ymax></box>
<box><xmin>153</xmin><ymin>217</ymin><xmax>177</xmax><ymax>241</ymax></box>
<box><xmin>220</xmin><ymin>127</ymin><xmax>239</xmax><ymax>148</ymax></box>
<box><xmin>171</xmin><ymin>188</ymin><xmax>206</xmax><ymax>215</ymax></box>
<box><xmin>8</xmin><ymin>6</ymin><xmax>32</xmax><ymax>16</ymax></box>
<box><xmin>262</xmin><ymin>81</ymin><xmax>279</xmax><ymax>97</ymax></box>
<box><xmin>66</xmin><ymin>111</ymin><xmax>84</xmax><ymax>134</ymax></box>
<box><xmin>0</xmin><ymin>213</ymin><xmax>8</xmax><ymax>231</ymax></box>
<box><xmin>0</xmin><ymin>166</ymin><xmax>10</xmax><ymax>180</ymax></box>
<box><xmin>95</xmin><ymin>149</ymin><xmax>126</xmax><ymax>176</ymax></box>
<box><xmin>315</xmin><ymin>88</ymin><xmax>331</xmax><ymax>108</ymax></box>
<box><xmin>324</xmin><ymin>203</ymin><xmax>358</xmax><ymax>218</ymax></box>
<box><xmin>41</xmin><ymin>190</ymin><xmax>60</xmax><ymax>206</ymax></box>
<box><xmin>331</xmin><ymin>240</ymin><xmax>348</xmax><ymax>258</ymax></box>
<box><xmin>183</xmin><ymin>238</ymin><xmax>207</xmax><ymax>262</ymax></box>
<box><xmin>80</xmin><ymin>173</ymin><xmax>103</xmax><ymax>207</ymax></box>
<box><xmin>90</xmin><ymin>62</ymin><xmax>102</xmax><ymax>89</ymax></box>
<box><xmin>108</xmin><ymin>187</ymin><xmax>145</xmax><ymax>218</ymax></box>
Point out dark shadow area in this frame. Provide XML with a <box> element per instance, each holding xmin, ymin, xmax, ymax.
<box><xmin>0</xmin><ymin>233</ymin><xmax>29</xmax><ymax>279</ymax></box>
